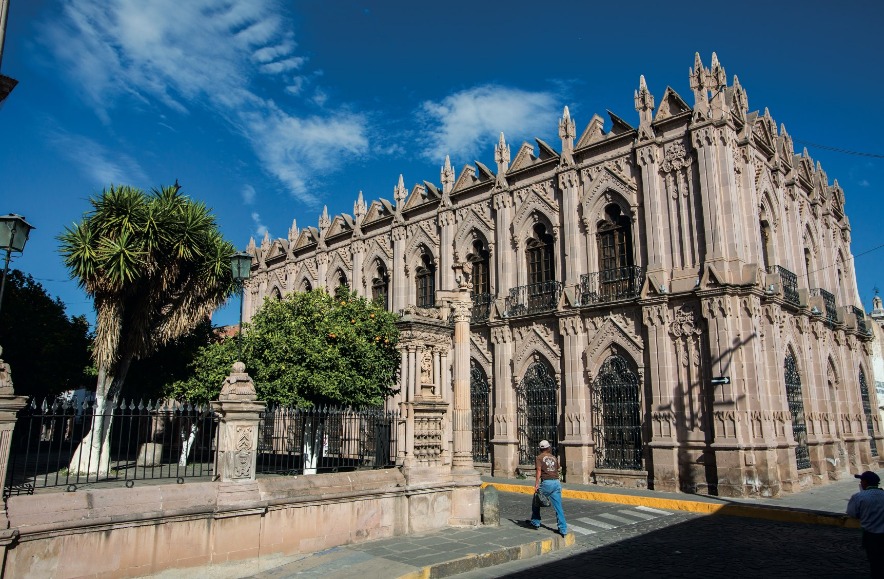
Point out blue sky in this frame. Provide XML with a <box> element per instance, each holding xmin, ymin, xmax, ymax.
<box><xmin>1</xmin><ymin>0</ymin><xmax>882</xmax><ymax>328</ymax></box>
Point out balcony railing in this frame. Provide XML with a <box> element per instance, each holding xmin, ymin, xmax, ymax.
<box><xmin>852</xmin><ymin>305</ymin><xmax>869</xmax><ymax>334</ymax></box>
<box><xmin>769</xmin><ymin>265</ymin><xmax>800</xmax><ymax>306</ymax></box>
<box><xmin>579</xmin><ymin>266</ymin><xmax>645</xmax><ymax>306</ymax></box>
<box><xmin>505</xmin><ymin>281</ymin><xmax>562</xmax><ymax>318</ymax></box>
<box><xmin>471</xmin><ymin>293</ymin><xmax>492</xmax><ymax>324</ymax></box>
<box><xmin>810</xmin><ymin>288</ymin><xmax>838</xmax><ymax>324</ymax></box>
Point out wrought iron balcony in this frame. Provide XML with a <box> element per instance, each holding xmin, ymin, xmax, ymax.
<box><xmin>471</xmin><ymin>293</ymin><xmax>492</xmax><ymax>324</ymax></box>
<box><xmin>504</xmin><ymin>281</ymin><xmax>562</xmax><ymax>318</ymax></box>
<box><xmin>810</xmin><ymin>288</ymin><xmax>838</xmax><ymax>324</ymax></box>
<box><xmin>852</xmin><ymin>305</ymin><xmax>870</xmax><ymax>334</ymax></box>
<box><xmin>578</xmin><ymin>266</ymin><xmax>645</xmax><ymax>306</ymax></box>
<box><xmin>768</xmin><ymin>265</ymin><xmax>800</xmax><ymax>306</ymax></box>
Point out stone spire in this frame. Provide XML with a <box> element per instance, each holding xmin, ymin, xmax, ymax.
<box><xmin>354</xmin><ymin>191</ymin><xmax>367</xmax><ymax>221</ymax></box>
<box><xmin>559</xmin><ymin>106</ymin><xmax>576</xmax><ymax>166</ymax></box>
<box><xmin>287</xmin><ymin>219</ymin><xmax>298</xmax><ymax>244</ymax></box>
<box><xmin>494</xmin><ymin>132</ymin><xmax>510</xmax><ymax>188</ymax></box>
<box><xmin>394</xmin><ymin>174</ymin><xmax>407</xmax><ymax>206</ymax></box>
<box><xmin>732</xmin><ymin>74</ymin><xmax>748</xmax><ymax>119</ymax></box>
<box><xmin>872</xmin><ymin>289</ymin><xmax>884</xmax><ymax>324</ymax></box>
<box><xmin>247</xmin><ymin>236</ymin><xmax>256</xmax><ymax>256</ymax></box>
<box><xmin>260</xmin><ymin>231</ymin><xmax>271</xmax><ymax>254</ymax></box>
<box><xmin>318</xmin><ymin>205</ymin><xmax>330</xmax><ymax>233</ymax></box>
<box><xmin>689</xmin><ymin>52</ymin><xmax>709</xmax><ymax>118</ymax></box>
<box><xmin>634</xmin><ymin>75</ymin><xmax>655</xmax><ymax>125</ymax></box>
<box><xmin>441</xmin><ymin>155</ymin><xmax>454</xmax><ymax>195</ymax></box>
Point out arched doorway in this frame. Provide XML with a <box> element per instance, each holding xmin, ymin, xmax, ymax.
<box><xmin>470</xmin><ymin>360</ymin><xmax>491</xmax><ymax>463</ymax></box>
<box><xmin>592</xmin><ymin>355</ymin><xmax>642</xmax><ymax>470</ymax></box>
<box><xmin>784</xmin><ymin>351</ymin><xmax>810</xmax><ymax>470</ymax></box>
<box><xmin>516</xmin><ymin>361</ymin><xmax>558</xmax><ymax>465</ymax></box>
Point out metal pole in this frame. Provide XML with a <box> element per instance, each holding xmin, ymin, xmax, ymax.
<box><xmin>237</xmin><ymin>282</ymin><xmax>244</xmax><ymax>362</ymax></box>
<box><xmin>0</xmin><ymin>0</ymin><xmax>10</xmax><ymax>71</ymax></box>
<box><xmin>0</xmin><ymin>246</ymin><xmax>11</xmax><ymax>322</ymax></box>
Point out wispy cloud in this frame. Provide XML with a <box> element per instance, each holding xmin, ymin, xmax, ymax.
<box><xmin>251</xmin><ymin>212</ymin><xmax>269</xmax><ymax>237</ymax></box>
<box><xmin>242</xmin><ymin>184</ymin><xmax>256</xmax><ymax>204</ymax></box>
<box><xmin>417</xmin><ymin>85</ymin><xmax>561</xmax><ymax>162</ymax></box>
<box><xmin>48</xmin><ymin>129</ymin><xmax>147</xmax><ymax>187</ymax></box>
<box><xmin>859</xmin><ymin>179</ymin><xmax>870</xmax><ymax>187</ymax></box>
<box><xmin>41</xmin><ymin>0</ymin><xmax>369</xmax><ymax>204</ymax></box>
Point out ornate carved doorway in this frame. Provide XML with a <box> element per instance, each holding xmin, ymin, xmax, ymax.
<box><xmin>470</xmin><ymin>360</ymin><xmax>491</xmax><ymax>463</ymax></box>
<box><xmin>516</xmin><ymin>361</ymin><xmax>558</xmax><ymax>465</ymax></box>
<box><xmin>592</xmin><ymin>355</ymin><xmax>643</xmax><ymax>470</ymax></box>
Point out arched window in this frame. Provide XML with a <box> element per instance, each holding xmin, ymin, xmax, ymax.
<box><xmin>516</xmin><ymin>361</ymin><xmax>558</xmax><ymax>464</ymax></box>
<box><xmin>470</xmin><ymin>360</ymin><xmax>491</xmax><ymax>463</ymax></box>
<box><xmin>526</xmin><ymin>223</ymin><xmax>555</xmax><ymax>286</ymax></box>
<box><xmin>270</xmin><ymin>286</ymin><xmax>282</xmax><ymax>300</ymax></box>
<box><xmin>415</xmin><ymin>251</ymin><xmax>436</xmax><ymax>308</ymax></box>
<box><xmin>371</xmin><ymin>261</ymin><xmax>390</xmax><ymax>309</ymax></box>
<box><xmin>336</xmin><ymin>269</ymin><xmax>348</xmax><ymax>290</ymax></box>
<box><xmin>468</xmin><ymin>239</ymin><xmax>491</xmax><ymax>322</ymax></box>
<box><xmin>760</xmin><ymin>220</ymin><xmax>772</xmax><ymax>271</ymax></box>
<box><xmin>596</xmin><ymin>204</ymin><xmax>634</xmax><ymax>299</ymax></box>
<box><xmin>859</xmin><ymin>368</ymin><xmax>879</xmax><ymax>458</ymax></box>
<box><xmin>301</xmin><ymin>279</ymin><xmax>313</xmax><ymax>292</ymax></box>
<box><xmin>784</xmin><ymin>352</ymin><xmax>810</xmax><ymax>470</ymax></box>
<box><xmin>804</xmin><ymin>247</ymin><xmax>813</xmax><ymax>290</ymax></box>
<box><xmin>592</xmin><ymin>355</ymin><xmax>642</xmax><ymax>470</ymax></box>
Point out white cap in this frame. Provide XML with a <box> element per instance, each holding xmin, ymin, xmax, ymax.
<box><xmin>539</xmin><ymin>440</ymin><xmax>551</xmax><ymax>449</ymax></box>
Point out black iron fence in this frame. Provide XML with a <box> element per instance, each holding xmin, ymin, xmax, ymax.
<box><xmin>852</xmin><ymin>305</ymin><xmax>869</xmax><ymax>334</ymax></box>
<box><xmin>505</xmin><ymin>281</ymin><xmax>562</xmax><ymax>318</ymax></box>
<box><xmin>5</xmin><ymin>398</ymin><xmax>216</xmax><ymax>496</ymax></box>
<box><xmin>471</xmin><ymin>292</ymin><xmax>493</xmax><ymax>324</ymax></box>
<box><xmin>256</xmin><ymin>405</ymin><xmax>398</xmax><ymax>476</ymax></box>
<box><xmin>579</xmin><ymin>266</ymin><xmax>645</xmax><ymax>306</ymax></box>
<box><xmin>770</xmin><ymin>265</ymin><xmax>800</xmax><ymax>306</ymax></box>
<box><xmin>810</xmin><ymin>288</ymin><xmax>838</xmax><ymax>324</ymax></box>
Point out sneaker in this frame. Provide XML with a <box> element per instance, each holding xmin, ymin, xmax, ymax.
<box><xmin>559</xmin><ymin>529</ymin><xmax>568</xmax><ymax>537</ymax></box>
<box><xmin>523</xmin><ymin>520</ymin><xmax>540</xmax><ymax>529</ymax></box>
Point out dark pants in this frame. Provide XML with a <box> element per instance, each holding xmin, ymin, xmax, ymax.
<box><xmin>862</xmin><ymin>530</ymin><xmax>884</xmax><ymax>578</ymax></box>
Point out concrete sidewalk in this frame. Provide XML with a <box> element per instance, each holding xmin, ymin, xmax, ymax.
<box><xmin>150</xmin><ymin>470</ymin><xmax>879</xmax><ymax>578</ymax></box>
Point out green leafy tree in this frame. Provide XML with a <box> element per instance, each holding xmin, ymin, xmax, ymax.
<box><xmin>58</xmin><ymin>183</ymin><xmax>237</xmax><ymax>475</ymax></box>
<box><xmin>168</xmin><ymin>288</ymin><xmax>399</xmax><ymax>407</ymax></box>
<box><xmin>0</xmin><ymin>269</ymin><xmax>92</xmax><ymax>400</ymax></box>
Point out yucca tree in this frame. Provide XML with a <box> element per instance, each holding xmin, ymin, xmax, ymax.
<box><xmin>59</xmin><ymin>183</ymin><xmax>237</xmax><ymax>475</ymax></box>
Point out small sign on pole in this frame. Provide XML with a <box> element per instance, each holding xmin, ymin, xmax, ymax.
<box><xmin>710</xmin><ymin>376</ymin><xmax>731</xmax><ymax>386</ymax></box>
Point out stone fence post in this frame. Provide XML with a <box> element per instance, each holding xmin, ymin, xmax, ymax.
<box><xmin>211</xmin><ymin>362</ymin><xmax>266</xmax><ymax>482</ymax></box>
<box><xmin>0</xmin><ymin>348</ymin><xmax>30</xmax><ymax>548</ymax></box>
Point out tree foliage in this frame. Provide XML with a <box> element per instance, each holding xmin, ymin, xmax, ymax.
<box><xmin>0</xmin><ymin>269</ymin><xmax>92</xmax><ymax>400</ymax></box>
<box><xmin>168</xmin><ymin>288</ymin><xmax>400</xmax><ymax>407</ymax></box>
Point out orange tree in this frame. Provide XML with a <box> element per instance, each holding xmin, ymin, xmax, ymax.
<box><xmin>168</xmin><ymin>287</ymin><xmax>399</xmax><ymax>407</ymax></box>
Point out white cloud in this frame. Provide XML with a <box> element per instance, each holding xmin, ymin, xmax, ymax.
<box><xmin>859</xmin><ymin>179</ymin><xmax>870</xmax><ymax>187</ymax></box>
<box><xmin>251</xmin><ymin>212</ymin><xmax>268</xmax><ymax>237</ymax></box>
<box><xmin>48</xmin><ymin>129</ymin><xmax>147</xmax><ymax>187</ymax></box>
<box><xmin>417</xmin><ymin>85</ymin><xmax>561</xmax><ymax>162</ymax></box>
<box><xmin>41</xmin><ymin>0</ymin><xmax>369</xmax><ymax>203</ymax></box>
<box><xmin>242</xmin><ymin>184</ymin><xmax>256</xmax><ymax>204</ymax></box>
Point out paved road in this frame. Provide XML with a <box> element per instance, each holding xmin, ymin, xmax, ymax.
<box><xmin>456</xmin><ymin>492</ymin><xmax>866</xmax><ymax>578</ymax></box>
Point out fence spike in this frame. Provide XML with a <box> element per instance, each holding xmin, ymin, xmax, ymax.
<box><xmin>40</xmin><ymin>398</ymin><xmax>48</xmax><ymax>413</ymax></box>
<box><xmin>137</xmin><ymin>398</ymin><xmax>145</xmax><ymax>411</ymax></box>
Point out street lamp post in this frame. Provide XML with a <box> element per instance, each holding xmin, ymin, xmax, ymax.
<box><xmin>0</xmin><ymin>214</ymin><xmax>34</xmax><ymax>322</ymax></box>
<box><xmin>230</xmin><ymin>251</ymin><xmax>253</xmax><ymax>362</ymax></box>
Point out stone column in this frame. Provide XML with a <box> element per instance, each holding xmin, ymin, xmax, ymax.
<box><xmin>492</xmin><ymin>192</ymin><xmax>514</xmax><ymax>297</ymax></box>
<box><xmin>392</xmin><ymin>226</ymin><xmax>407</xmax><ymax>312</ymax></box>
<box><xmin>211</xmin><ymin>362</ymin><xmax>267</xmax><ymax>483</ymax></box>
<box><xmin>448</xmin><ymin>262</ymin><xmax>481</xmax><ymax>526</ymax></box>
<box><xmin>490</xmin><ymin>324</ymin><xmax>517</xmax><ymax>476</ymax></box>
<box><xmin>351</xmin><ymin>240</ymin><xmax>365</xmax><ymax>297</ymax></box>
<box><xmin>0</xmin><ymin>350</ymin><xmax>28</xmax><ymax>553</ymax></box>
<box><xmin>558</xmin><ymin>170</ymin><xmax>581</xmax><ymax>286</ymax></box>
<box><xmin>316</xmin><ymin>253</ymin><xmax>329</xmax><ymax>292</ymax></box>
<box><xmin>558</xmin><ymin>315</ymin><xmax>592</xmax><ymax>483</ymax></box>
<box><xmin>438</xmin><ymin>210</ymin><xmax>455</xmax><ymax>293</ymax></box>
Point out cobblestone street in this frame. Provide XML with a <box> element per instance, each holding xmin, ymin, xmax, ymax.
<box><xmin>454</xmin><ymin>492</ymin><xmax>865</xmax><ymax>578</ymax></box>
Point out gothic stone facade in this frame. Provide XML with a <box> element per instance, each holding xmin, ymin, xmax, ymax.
<box><xmin>244</xmin><ymin>53</ymin><xmax>881</xmax><ymax>497</ymax></box>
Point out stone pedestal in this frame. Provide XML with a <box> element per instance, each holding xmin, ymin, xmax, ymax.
<box><xmin>211</xmin><ymin>362</ymin><xmax>266</xmax><ymax>483</ymax></box>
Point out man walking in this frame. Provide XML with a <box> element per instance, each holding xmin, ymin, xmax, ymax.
<box><xmin>527</xmin><ymin>440</ymin><xmax>568</xmax><ymax>536</ymax></box>
<box><xmin>847</xmin><ymin>470</ymin><xmax>884</xmax><ymax>577</ymax></box>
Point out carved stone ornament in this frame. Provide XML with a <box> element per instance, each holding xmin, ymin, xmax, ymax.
<box><xmin>420</xmin><ymin>352</ymin><xmax>433</xmax><ymax>384</ymax></box>
<box><xmin>661</xmin><ymin>142</ymin><xmax>692</xmax><ymax>173</ymax></box>
<box><xmin>219</xmin><ymin>362</ymin><xmax>257</xmax><ymax>401</ymax></box>
<box><xmin>0</xmin><ymin>346</ymin><xmax>13</xmax><ymax>395</ymax></box>
<box><xmin>669</xmin><ymin>306</ymin><xmax>701</xmax><ymax>338</ymax></box>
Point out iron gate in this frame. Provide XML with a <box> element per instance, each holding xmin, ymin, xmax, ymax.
<box><xmin>784</xmin><ymin>353</ymin><xmax>811</xmax><ymax>470</ymax></box>
<box><xmin>592</xmin><ymin>355</ymin><xmax>643</xmax><ymax>470</ymax></box>
<box><xmin>470</xmin><ymin>360</ymin><xmax>491</xmax><ymax>463</ymax></box>
<box><xmin>859</xmin><ymin>368</ymin><xmax>879</xmax><ymax>457</ymax></box>
<box><xmin>516</xmin><ymin>362</ymin><xmax>558</xmax><ymax>465</ymax></box>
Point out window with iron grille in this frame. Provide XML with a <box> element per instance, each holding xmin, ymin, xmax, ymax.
<box><xmin>416</xmin><ymin>252</ymin><xmax>436</xmax><ymax>308</ymax></box>
<box><xmin>859</xmin><ymin>368</ymin><xmax>879</xmax><ymax>457</ymax></box>
<box><xmin>592</xmin><ymin>355</ymin><xmax>643</xmax><ymax>470</ymax></box>
<box><xmin>371</xmin><ymin>261</ymin><xmax>389</xmax><ymax>309</ymax></box>
<box><xmin>526</xmin><ymin>223</ymin><xmax>554</xmax><ymax>286</ymax></box>
<box><xmin>596</xmin><ymin>205</ymin><xmax>634</xmax><ymax>299</ymax></box>
<box><xmin>516</xmin><ymin>361</ymin><xmax>558</xmax><ymax>465</ymax></box>
<box><xmin>784</xmin><ymin>352</ymin><xmax>811</xmax><ymax>470</ymax></box>
<box><xmin>337</xmin><ymin>269</ymin><xmax>348</xmax><ymax>290</ymax></box>
<box><xmin>468</xmin><ymin>239</ymin><xmax>490</xmax><ymax>297</ymax></box>
<box><xmin>470</xmin><ymin>360</ymin><xmax>491</xmax><ymax>463</ymax></box>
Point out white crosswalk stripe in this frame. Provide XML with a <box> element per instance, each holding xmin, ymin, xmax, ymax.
<box><xmin>566</xmin><ymin>524</ymin><xmax>596</xmax><ymax>535</ymax></box>
<box><xmin>635</xmin><ymin>505</ymin><xmax>674</xmax><ymax>516</ymax></box>
<box><xmin>577</xmin><ymin>517</ymin><xmax>617</xmax><ymax>530</ymax></box>
<box><xmin>617</xmin><ymin>509</ymin><xmax>657</xmax><ymax>520</ymax></box>
<box><xmin>598</xmin><ymin>513</ymin><xmax>637</xmax><ymax>524</ymax></box>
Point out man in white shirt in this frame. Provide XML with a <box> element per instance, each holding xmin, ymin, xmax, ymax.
<box><xmin>847</xmin><ymin>471</ymin><xmax>884</xmax><ymax>577</ymax></box>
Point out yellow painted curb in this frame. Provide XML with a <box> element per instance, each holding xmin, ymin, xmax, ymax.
<box><xmin>481</xmin><ymin>482</ymin><xmax>860</xmax><ymax>529</ymax></box>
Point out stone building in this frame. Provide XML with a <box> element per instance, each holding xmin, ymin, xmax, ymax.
<box><xmin>243</xmin><ymin>53</ymin><xmax>881</xmax><ymax>497</ymax></box>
